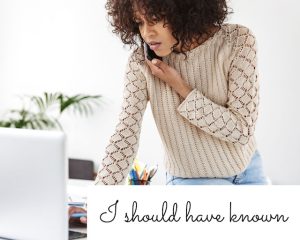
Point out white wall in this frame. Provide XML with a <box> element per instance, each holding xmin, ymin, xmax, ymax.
<box><xmin>228</xmin><ymin>0</ymin><xmax>300</xmax><ymax>184</ymax></box>
<box><xmin>0</xmin><ymin>0</ymin><xmax>165</xmax><ymax>185</ymax></box>
<box><xmin>0</xmin><ymin>0</ymin><xmax>299</xmax><ymax>184</ymax></box>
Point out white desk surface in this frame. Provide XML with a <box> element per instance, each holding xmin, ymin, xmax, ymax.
<box><xmin>68</xmin><ymin>179</ymin><xmax>94</xmax><ymax>240</ymax></box>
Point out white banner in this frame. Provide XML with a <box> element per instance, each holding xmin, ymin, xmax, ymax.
<box><xmin>87</xmin><ymin>186</ymin><xmax>300</xmax><ymax>240</ymax></box>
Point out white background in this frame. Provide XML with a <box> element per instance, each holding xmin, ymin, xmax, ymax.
<box><xmin>0</xmin><ymin>0</ymin><xmax>299</xmax><ymax>184</ymax></box>
<box><xmin>88</xmin><ymin>186</ymin><xmax>300</xmax><ymax>240</ymax></box>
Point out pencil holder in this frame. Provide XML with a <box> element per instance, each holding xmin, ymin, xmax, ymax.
<box><xmin>128</xmin><ymin>179</ymin><xmax>151</xmax><ymax>185</ymax></box>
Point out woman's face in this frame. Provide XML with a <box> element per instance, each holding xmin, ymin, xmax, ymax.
<box><xmin>134</xmin><ymin>10</ymin><xmax>178</xmax><ymax>57</ymax></box>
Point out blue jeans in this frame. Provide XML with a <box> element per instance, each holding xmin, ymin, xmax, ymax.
<box><xmin>166</xmin><ymin>150</ymin><xmax>268</xmax><ymax>185</ymax></box>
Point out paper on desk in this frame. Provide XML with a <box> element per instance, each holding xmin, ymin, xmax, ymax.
<box><xmin>68</xmin><ymin>179</ymin><xmax>94</xmax><ymax>203</ymax></box>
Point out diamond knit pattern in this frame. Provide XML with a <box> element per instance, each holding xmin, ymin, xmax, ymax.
<box><xmin>177</xmin><ymin>26</ymin><xmax>258</xmax><ymax>146</ymax></box>
<box><xmin>95</xmin><ymin>24</ymin><xmax>260</xmax><ymax>184</ymax></box>
<box><xmin>95</xmin><ymin>52</ymin><xmax>148</xmax><ymax>185</ymax></box>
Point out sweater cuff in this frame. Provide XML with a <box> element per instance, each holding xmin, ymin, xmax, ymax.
<box><xmin>177</xmin><ymin>88</ymin><xmax>199</xmax><ymax>114</ymax></box>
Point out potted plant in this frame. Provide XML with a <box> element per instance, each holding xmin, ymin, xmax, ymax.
<box><xmin>0</xmin><ymin>92</ymin><xmax>104</xmax><ymax>130</ymax></box>
<box><xmin>0</xmin><ymin>92</ymin><xmax>104</xmax><ymax>180</ymax></box>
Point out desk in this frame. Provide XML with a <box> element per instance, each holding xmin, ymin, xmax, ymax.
<box><xmin>69</xmin><ymin>227</ymin><xmax>87</xmax><ymax>240</ymax></box>
<box><xmin>68</xmin><ymin>179</ymin><xmax>94</xmax><ymax>200</ymax></box>
<box><xmin>68</xmin><ymin>179</ymin><xmax>94</xmax><ymax>240</ymax></box>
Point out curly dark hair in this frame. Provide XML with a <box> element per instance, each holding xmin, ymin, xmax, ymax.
<box><xmin>105</xmin><ymin>0</ymin><xmax>232</xmax><ymax>53</ymax></box>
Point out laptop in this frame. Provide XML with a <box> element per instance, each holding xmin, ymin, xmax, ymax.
<box><xmin>0</xmin><ymin>127</ymin><xmax>70</xmax><ymax>240</ymax></box>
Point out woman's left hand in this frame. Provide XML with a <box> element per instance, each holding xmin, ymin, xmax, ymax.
<box><xmin>146</xmin><ymin>58</ymin><xmax>193</xmax><ymax>98</ymax></box>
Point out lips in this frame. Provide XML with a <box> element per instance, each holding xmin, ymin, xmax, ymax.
<box><xmin>148</xmin><ymin>41</ymin><xmax>161</xmax><ymax>51</ymax></box>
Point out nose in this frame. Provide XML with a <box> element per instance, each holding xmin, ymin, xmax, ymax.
<box><xmin>141</xmin><ymin>23</ymin><xmax>155</xmax><ymax>40</ymax></box>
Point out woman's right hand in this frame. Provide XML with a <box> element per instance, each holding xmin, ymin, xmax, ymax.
<box><xmin>68</xmin><ymin>206</ymin><xmax>87</xmax><ymax>224</ymax></box>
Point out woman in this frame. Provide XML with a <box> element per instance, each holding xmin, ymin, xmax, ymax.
<box><xmin>94</xmin><ymin>0</ymin><xmax>268</xmax><ymax>185</ymax></box>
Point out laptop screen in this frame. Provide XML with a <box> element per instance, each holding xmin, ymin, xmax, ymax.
<box><xmin>0</xmin><ymin>128</ymin><xmax>68</xmax><ymax>240</ymax></box>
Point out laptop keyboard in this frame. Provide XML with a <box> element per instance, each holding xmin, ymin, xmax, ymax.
<box><xmin>69</xmin><ymin>230</ymin><xmax>87</xmax><ymax>240</ymax></box>
<box><xmin>0</xmin><ymin>231</ymin><xmax>86</xmax><ymax>240</ymax></box>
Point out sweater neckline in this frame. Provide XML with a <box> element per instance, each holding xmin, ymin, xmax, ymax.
<box><xmin>166</xmin><ymin>24</ymin><xmax>226</xmax><ymax>61</ymax></box>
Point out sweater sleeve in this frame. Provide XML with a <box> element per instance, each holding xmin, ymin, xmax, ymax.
<box><xmin>177</xmin><ymin>26</ymin><xmax>259</xmax><ymax>147</ymax></box>
<box><xmin>95</xmin><ymin>51</ymin><xmax>148</xmax><ymax>185</ymax></box>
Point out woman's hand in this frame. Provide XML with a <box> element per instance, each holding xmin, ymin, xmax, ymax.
<box><xmin>69</xmin><ymin>206</ymin><xmax>87</xmax><ymax>224</ymax></box>
<box><xmin>146</xmin><ymin>58</ymin><xmax>193</xmax><ymax>99</ymax></box>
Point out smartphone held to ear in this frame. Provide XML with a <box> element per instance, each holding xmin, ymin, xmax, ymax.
<box><xmin>143</xmin><ymin>42</ymin><xmax>162</xmax><ymax>61</ymax></box>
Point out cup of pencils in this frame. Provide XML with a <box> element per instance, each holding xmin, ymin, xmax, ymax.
<box><xmin>127</xmin><ymin>159</ymin><xmax>158</xmax><ymax>185</ymax></box>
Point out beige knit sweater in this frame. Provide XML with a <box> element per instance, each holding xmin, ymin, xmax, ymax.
<box><xmin>95</xmin><ymin>23</ymin><xmax>259</xmax><ymax>185</ymax></box>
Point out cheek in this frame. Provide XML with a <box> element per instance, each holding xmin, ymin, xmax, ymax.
<box><xmin>163</xmin><ymin>31</ymin><xmax>176</xmax><ymax>48</ymax></box>
<box><xmin>162</xmin><ymin>37</ymin><xmax>176</xmax><ymax>53</ymax></box>
<box><xmin>159</xmin><ymin>45</ymin><xmax>173</xmax><ymax>57</ymax></box>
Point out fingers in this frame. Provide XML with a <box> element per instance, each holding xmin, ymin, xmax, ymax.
<box><xmin>146</xmin><ymin>59</ymin><xmax>164</xmax><ymax>76</ymax></box>
<box><xmin>145</xmin><ymin>58</ymin><xmax>178</xmax><ymax>85</ymax></box>
<box><xmin>69</xmin><ymin>206</ymin><xmax>86</xmax><ymax>217</ymax></box>
<box><xmin>80</xmin><ymin>216</ymin><xmax>87</xmax><ymax>224</ymax></box>
<box><xmin>68</xmin><ymin>206</ymin><xmax>87</xmax><ymax>224</ymax></box>
<box><xmin>68</xmin><ymin>206</ymin><xmax>76</xmax><ymax>218</ymax></box>
<box><xmin>146</xmin><ymin>58</ymin><xmax>163</xmax><ymax>69</ymax></box>
<box><xmin>151</xmin><ymin>59</ymin><xmax>163</xmax><ymax>69</ymax></box>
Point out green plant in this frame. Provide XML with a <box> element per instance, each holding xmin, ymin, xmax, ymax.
<box><xmin>0</xmin><ymin>92</ymin><xmax>104</xmax><ymax>130</ymax></box>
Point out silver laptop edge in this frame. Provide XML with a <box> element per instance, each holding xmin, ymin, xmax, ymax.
<box><xmin>0</xmin><ymin>128</ymin><xmax>68</xmax><ymax>240</ymax></box>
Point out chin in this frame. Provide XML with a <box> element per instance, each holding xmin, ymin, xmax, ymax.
<box><xmin>157</xmin><ymin>50</ymin><xmax>172</xmax><ymax>57</ymax></box>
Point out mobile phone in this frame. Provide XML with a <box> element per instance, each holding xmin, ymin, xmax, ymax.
<box><xmin>143</xmin><ymin>42</ymin><xmax>162</xmax><ymax>61</ymax></box>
